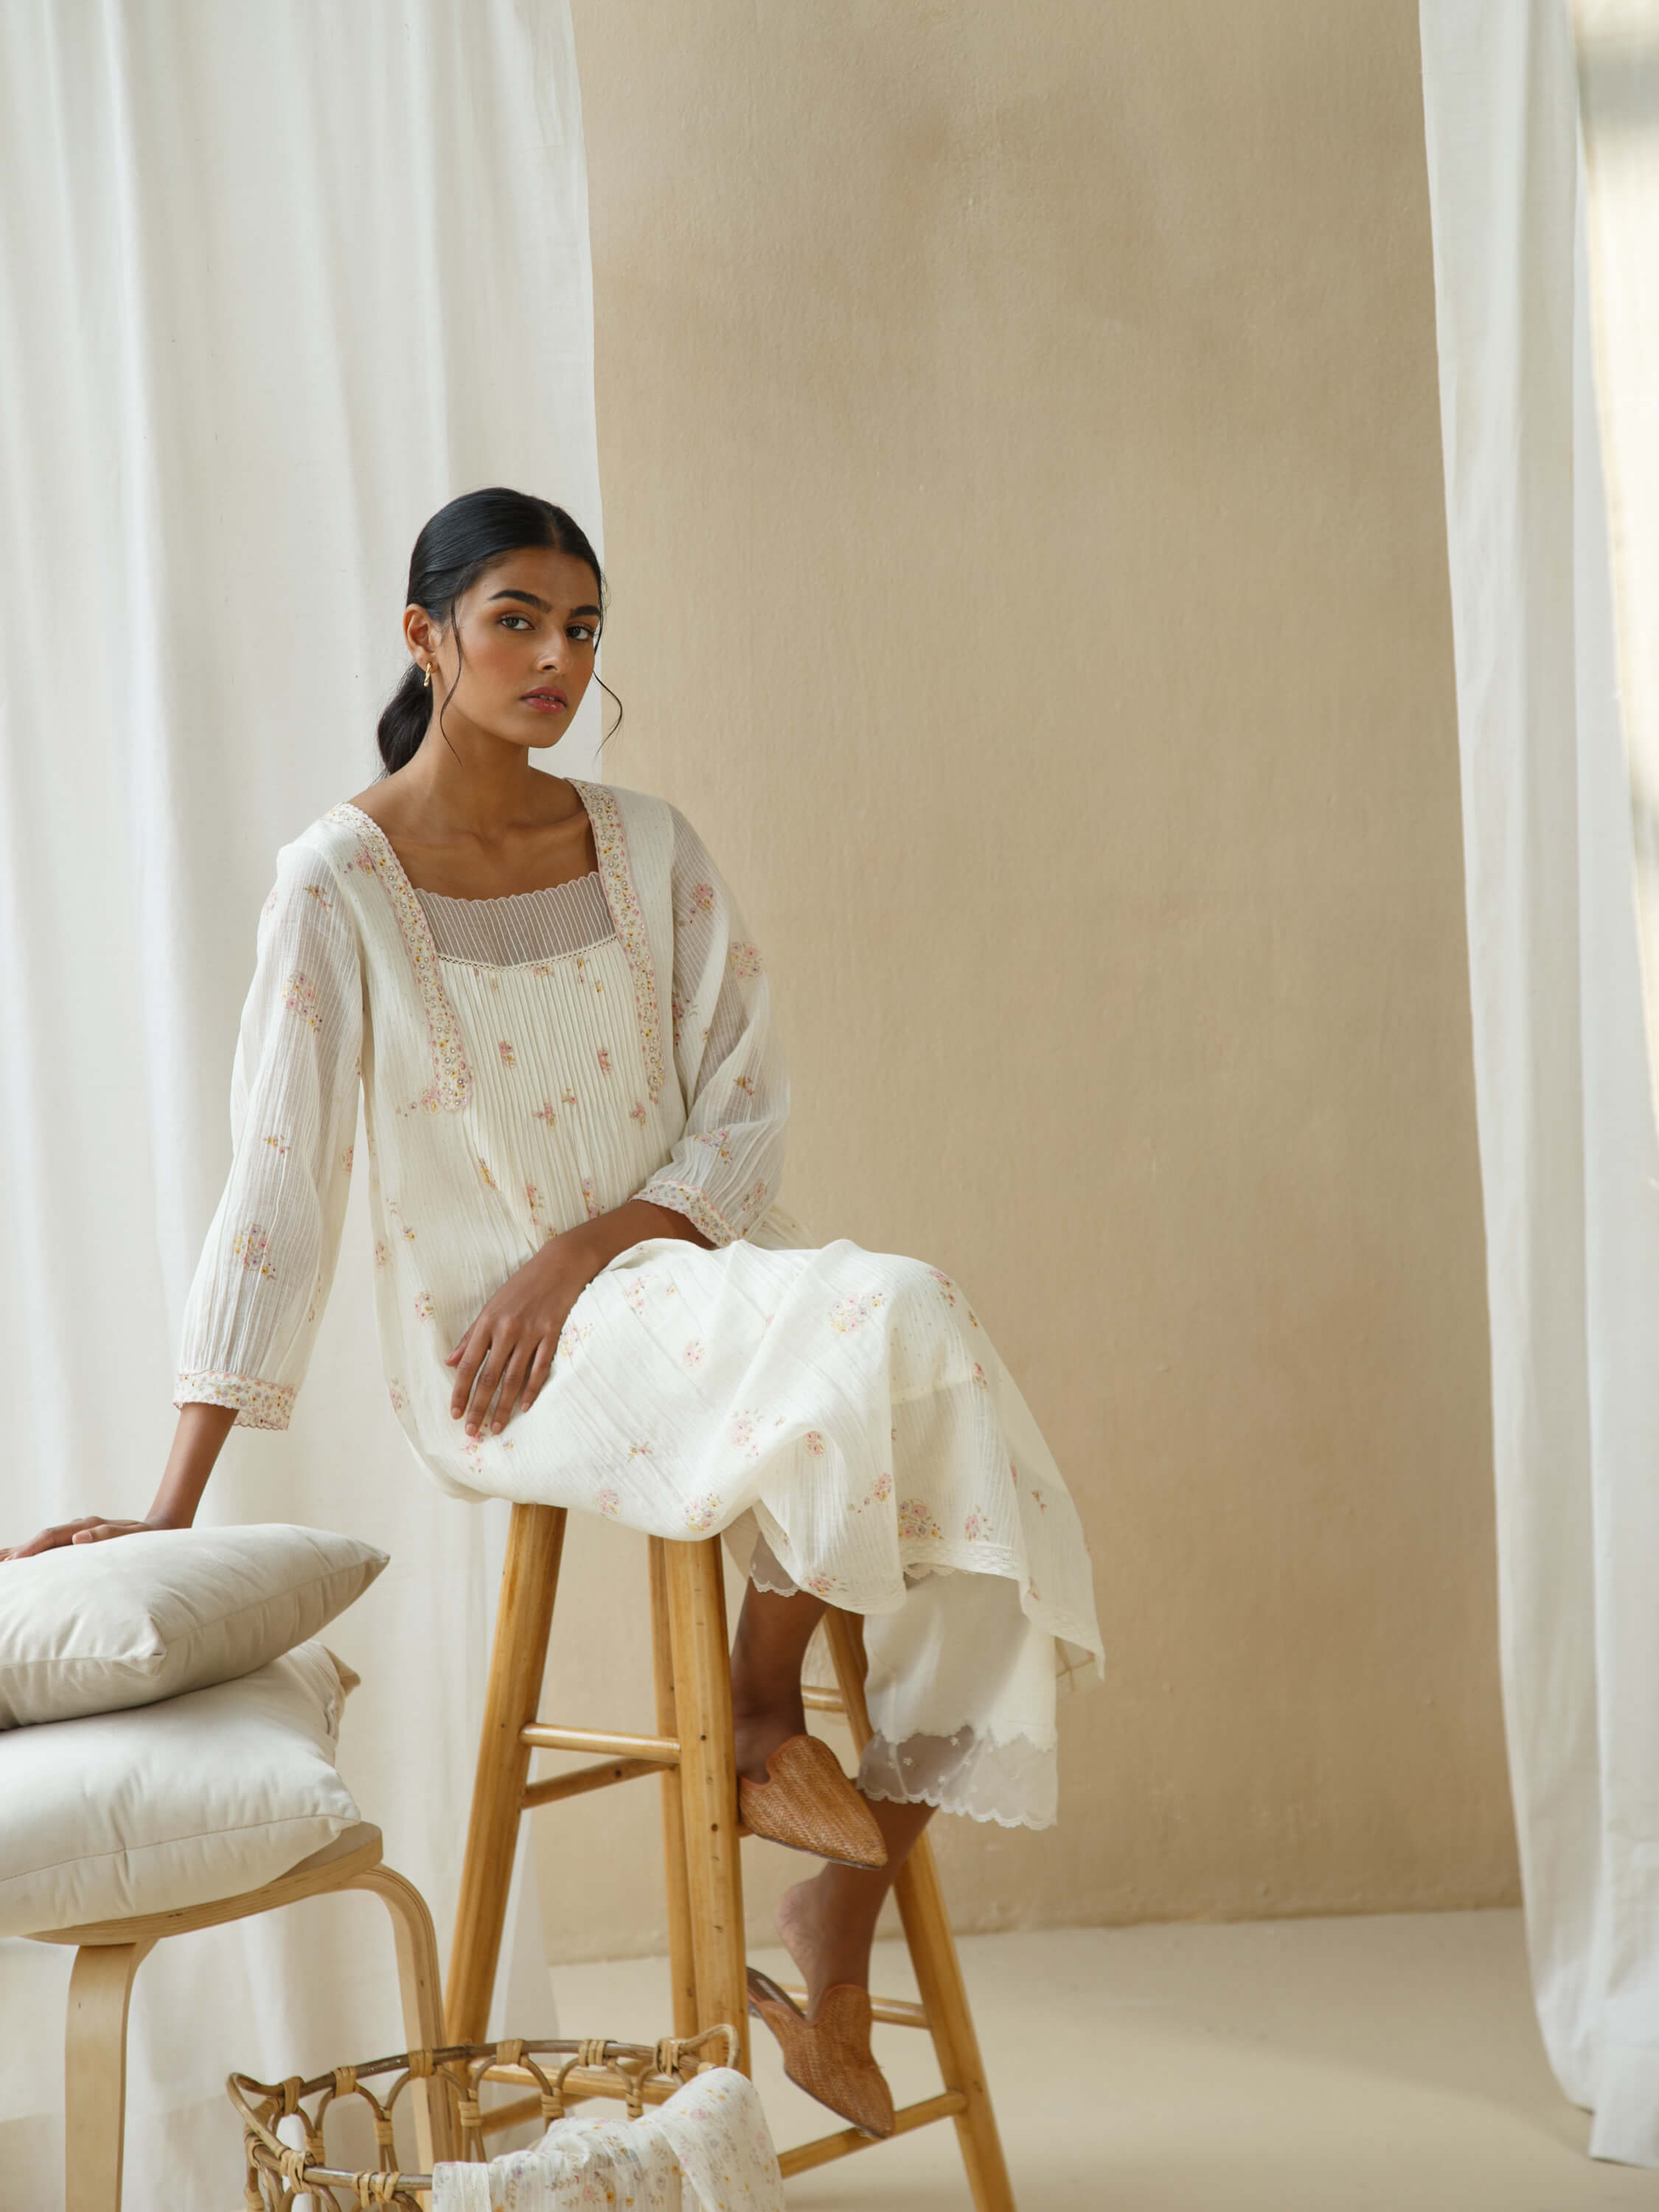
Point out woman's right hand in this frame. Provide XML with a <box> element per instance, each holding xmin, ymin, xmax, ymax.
<box><xmin>0</xmin><ymin>1514</ymin><xmax>180</xmax><ymax>1562</ymax></box>
<box><xmin>1</xmin><ymin>1405</ymin><xmax>237</xmax><ymax>1562</ymax></box>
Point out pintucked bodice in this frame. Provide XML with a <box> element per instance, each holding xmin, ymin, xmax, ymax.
<box><xmin>174</xmin><ymin>779</ymin><xmax>790</xmax><ymax>1438</ymax></box>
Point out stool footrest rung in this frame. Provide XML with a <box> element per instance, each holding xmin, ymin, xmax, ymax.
<box><xmin>522</xmin><ymin>1756</ymin><xmax>668</xmax><ymax>1810</ymax></box>
<box><xmin>521</xmin><ymin>1722</ymin><xmax>681</xmax><ymax>1764</ymax></box>
<box><xmin>801</xmin><ymin>1686</ymin><xmax>846</xmax><ymax>1714</ymax></box>
<box><xmin>777</xmin><ymin>2089</ymin><xmax>969</xmax><ymax>2177</ymax></box>
<box><xmin>771</xmin><ymin>1983</ymin><xmax>928</xmax><ymax>2028</ymax></box>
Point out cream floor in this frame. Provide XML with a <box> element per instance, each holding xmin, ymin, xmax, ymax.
<box><xmin>549</xmin><ymin>1910</ymin><xmax>1659</xmax><ymax>2210</ymax></box>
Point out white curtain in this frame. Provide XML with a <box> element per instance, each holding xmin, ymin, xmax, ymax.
<box><xmin>1420</xmin><ymin>0</ymin><xmax>1659</xmax><ymax>2167</ymax></box>
<box><xmin>0</xmin><ymin>4</ymin><xmax>601</xmax><ymax>2201</ymax></box>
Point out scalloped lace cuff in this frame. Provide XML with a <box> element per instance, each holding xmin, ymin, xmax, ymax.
<box><xmin>173</xmin><ymin>1370</ymin><xmax>295</xmax><ymax>1431</ymax></box>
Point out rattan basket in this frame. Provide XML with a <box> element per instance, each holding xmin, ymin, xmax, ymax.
<box><xmin>228</xmin><ymin>2023</ymin><xmax>738</xmax><ymax>2209</ymax></box>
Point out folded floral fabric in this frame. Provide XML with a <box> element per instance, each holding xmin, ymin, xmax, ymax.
<box><xmin>650</xmin><ymin>2068</ymin><xmax>783</xmax><ymax>2211</ymax></box>
<box><xmin>431</xmin><ymin>2066</ymin><xmax>782</xmax><ymax>2211</ymax></box>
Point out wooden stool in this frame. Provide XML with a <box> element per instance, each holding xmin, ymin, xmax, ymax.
<box><xmin>445</xmin><ymin>1503</ymin><xmax>1016</xmax><ymax>2205</ymax></box>
<box><xmin>27</xmin><ymin>1821</ymin><xmax>455</xmax><ymax>2212</ymax></box>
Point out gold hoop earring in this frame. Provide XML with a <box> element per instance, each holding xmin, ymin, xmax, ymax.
<box><xmin>423</xmin><ymin>664</ymin><xmax>432</xmax><ymax>689</ymax></box>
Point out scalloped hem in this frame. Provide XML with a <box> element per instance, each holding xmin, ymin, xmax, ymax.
<box><xmin>856</xmin><ymin>1724</ymin><xmax>1058</xmax><ymax>1829</ymax></box>
<box><xmin>859</xmin><ymin>1780</ymin><xmax>1058</xmax><ymax>1832</ymax></box>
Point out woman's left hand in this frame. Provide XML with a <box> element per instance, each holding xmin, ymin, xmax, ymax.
<box><xmin>445</xmin><ymin>1230</ymin><xmax>596</xmax><ymax>1437</ymax></box>
<box><xmin>445</xmin><ymin>1200</ymin><xmax>713</xmax><ymax>1437</ymax></box>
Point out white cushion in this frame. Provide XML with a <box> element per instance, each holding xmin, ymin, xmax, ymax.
<box><xmin>0</xmin><ymin>1639</ymin><xmax>360</xmax><ymax>1935</ymax></box>
<box><xmin>0</xmin><ymin>1523</ymin><xmax>387</xmax><ymax>1728</ymax></box>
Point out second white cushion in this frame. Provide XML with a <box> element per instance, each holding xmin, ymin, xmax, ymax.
<box><xmin>0</xmin><ymin>1638</ymin><xmax>361</xmax><ymax>1935</ymax></box>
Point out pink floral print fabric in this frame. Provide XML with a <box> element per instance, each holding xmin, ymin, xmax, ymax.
<box><xmin>432</xmin><ymin>2064</ymin><xmax>782</xmax><ymax>2211</ymax></box>
<box><xmin>170</xmin><ymin>780</ymin><xmax>1102</xmax><ymax>1824</ymax></box>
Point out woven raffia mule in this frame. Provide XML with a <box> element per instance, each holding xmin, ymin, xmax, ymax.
<box><xmin>747</xmin><ymin>1966</ymin><xmax>897</xmax><ymax>2138</ymax></box>
<box><xmin>737</xmin><ymin>1733</ymin><xmax>888</xmax><ymax>1868</ymax></box>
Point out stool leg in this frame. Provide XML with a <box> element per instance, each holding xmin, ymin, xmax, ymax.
<box><xmin>352</xmin><ymin>1864</ymin><xmax>459</xmax><ymax>2166</ymax></box>
<box><xmin>64</xmin><ymin>1937</ymin><xmax>154</xmax><ymax>2212</ymax></box>
<box><xmin>664</xmin><ymin>1537</ymin><xmax>750</xmax><ymax>2072</ymax></box>
<box><xmin>448</xmin><ymin>1502</ymin><xmax>567</xmax><ymax>2043</ymax></box>
<box><xmin>823</xmin><ymin>1609</ymin><xmax>1017</xmax><ymax>2212</ymax></box>
<box><xmin>649</xmin><ymin>1537</ymin><xmax>699</xmax><ymax>2039</ymax></box>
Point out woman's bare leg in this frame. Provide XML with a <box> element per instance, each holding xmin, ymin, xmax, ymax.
<box><xmin>730</xmin><ymin>1582</ymin><xmax>938</xmax><ymax>2011</ymax></box>
<box><xmin>728</xmin><ymin>1582</ymin><xmax>827</xmax><ymax>1784</ymax></box>
<box><xmin>776</xmin><ymin>1795</ymin><xmax>936</xmax><ymax>2014</ymax></box>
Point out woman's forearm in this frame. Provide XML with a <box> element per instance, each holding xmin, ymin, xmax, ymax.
<box><xmin>158</xmin><ymin>1207</ymin><xmax>705</xmax><ymax>1500</ymax></box>
<box><xmin>149</xmin><ymin>1402</ymin><xmax>240</xmax><ymax>1526</ymax></box>
<box><xmin>568</xmin><ymin>1197</ymin><xmax>714</xmax><ymax>1276</ymax></box>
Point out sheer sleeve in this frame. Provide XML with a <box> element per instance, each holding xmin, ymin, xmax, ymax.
<box><xmin>635</xmin><ymin>807</ymin><xmax>790</xmax><ymax>1247</ymax></box>
<box><xmin>173</xmin><ymin>841</ymin><xmax>364</xmax><ymax>1430</ymax></box>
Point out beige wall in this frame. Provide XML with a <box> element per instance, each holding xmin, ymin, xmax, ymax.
<box><xmin>538</xmin><ymin>0</ymin><xmax>1513</xmax><ymax>1962</ymax></box>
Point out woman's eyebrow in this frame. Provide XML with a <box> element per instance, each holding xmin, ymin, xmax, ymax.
<box><xmin>485</xmin><ymin>589</ymin><xmax>602</xmax><ymax>619</ymax></box>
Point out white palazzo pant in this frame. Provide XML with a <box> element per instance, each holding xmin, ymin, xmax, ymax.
<box><xmin>743</xmin><ymin>1523</ymin><xmax>1071</xmax><ymax>1828</ymax></box>
<box><xmin>429</xmin><ymin>1234</ymin><xmax>1104</xmax><ymax>1831</ymax></box>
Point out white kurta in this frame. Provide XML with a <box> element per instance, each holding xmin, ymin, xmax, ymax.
<box><xmin>175</xmin><ymin>780</ymin><xmax>1102</xmax><ymax>1826</ymax></box>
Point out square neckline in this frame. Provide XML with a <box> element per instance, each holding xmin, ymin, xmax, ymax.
<box><xmin>332</xmin><ymin>794</ymin><xmax>600</xmax><ymax>907</ymax></box>
<box><xmin>326</xmin><ymin>776</ymin><xmax>666</xmax><ymax>1105</ymax></box>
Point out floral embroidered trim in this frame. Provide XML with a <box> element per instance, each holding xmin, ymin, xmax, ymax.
<box><xmin>173</xmin><ymin>1370</ymin><xmax>295</xmax><ymax>1431</ymax></box>
<box><xmin>568</xmin><ymin>781</ymin><xmax>666</xmax><ymax>1102</ymax></box>
<box><xmin>325</xmin><ymin>803</ymin><xmax>472</xmax><ymax>1115</ymax></box>
<box><xmin>636</xmin><ymin>1175</ymin><xmax>737</xmax><ymax>1248</ymax></box>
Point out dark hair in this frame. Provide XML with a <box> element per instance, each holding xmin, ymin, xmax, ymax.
<box><xmin>375</xmin><ymin>487</ymin><xmax>620</xmax><ymax>775</ymax></box>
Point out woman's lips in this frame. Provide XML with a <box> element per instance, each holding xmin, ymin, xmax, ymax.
<box><xmin>522</xmin><ymin>692</ymin><xmax>567</xmax><ymax>712</ymax></box>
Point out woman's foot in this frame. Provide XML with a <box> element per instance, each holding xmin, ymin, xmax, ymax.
<box><xmin>777</xmin><ymin>1869</ymin><xmax>880</xmax><ymax>2016</ymax></box>
<box><xmin>775</xmin><ymin>1792</ymin><xmax>941</xmax><ymax>2011</ymax></box>
<box><xmin>740</xmin><ymin>1736</ymin><xmax>888</xmax><ymax>1867</ymax></box>
<box><xmin>746</xmin><ymin>1968</ymin><xmax>895</xmax><ymax>2140</ymax></box>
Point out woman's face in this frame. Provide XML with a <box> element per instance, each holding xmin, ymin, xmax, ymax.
<box><xmin>406</xmin><ymin>545</ymin><xmax>600</xmax><ymax>751</ymax></box>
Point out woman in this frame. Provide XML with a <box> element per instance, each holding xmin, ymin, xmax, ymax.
<box><xmin>1</xmin><ymin>487</ymin><xmax>1102</xmax><ymax>2138</ymax></box>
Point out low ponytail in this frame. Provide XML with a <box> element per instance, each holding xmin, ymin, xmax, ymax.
<box><xmin>377</xmin><ymin>660</ymin><xmax>432</xmax><ymax>776</ymax></box>
<box><xmin>373</xmin><ymin>487</ymin><xmax>613</xmax><ymax>777</ymax></box>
